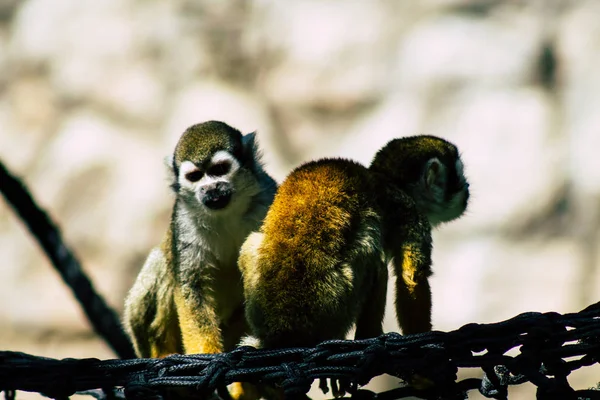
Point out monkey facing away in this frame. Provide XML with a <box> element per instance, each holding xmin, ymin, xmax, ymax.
<box><xmin>238</xmin><ymin>135</ymin><xmax>469</xmax><ymax>354</ymax></box>
<box><xmin>123</xmin><ymin>121</ymin><xmax>277</xmax><ymax>398</ymax></box>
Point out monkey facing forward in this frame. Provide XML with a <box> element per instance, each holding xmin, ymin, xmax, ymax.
<box><xmin>239</xmin><ymin>135</ymin><xmax>469</xmax><ymax>353</ymax></box>
<box><xmin>123</xmin><ymin>121</ymin><xmax>277</xmax><ymax>398</ymax></box>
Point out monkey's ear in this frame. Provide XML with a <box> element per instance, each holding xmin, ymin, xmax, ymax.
<box><xmin>424</xmin><ymin>157</ymin><xmax>447</xmax><ymax>199</ymax></box>
<box><xmin>242</xmin><ymin>131</ymin><xmax>257</xmax><ymax>152</ymax></box>
<box><xmin>242</xmin><ymin>131</ymin><xmax>260</xmax><ymax>168</ymax></box>
<box><xmin>164</xmin><ymin>154</ymin><xmax>180</xmax><ymax>192</ymax></box>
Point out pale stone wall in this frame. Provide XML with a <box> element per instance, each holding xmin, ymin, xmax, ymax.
<box><xmin>1</xmin><ymin>1</ymin><xmax>599</xmax><ymax>398</ymax></box>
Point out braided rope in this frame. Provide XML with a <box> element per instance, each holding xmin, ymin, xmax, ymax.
<box><xmin>1</xmin><ymin>302</ymin><xmax>599</xmax><ymax>400</ymax></box>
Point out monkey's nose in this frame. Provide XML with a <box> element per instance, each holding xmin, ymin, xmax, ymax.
<box><xmin>202</xmin><ymin>189</ymin><xmax>232</xmax><ymax>210</ymax></box>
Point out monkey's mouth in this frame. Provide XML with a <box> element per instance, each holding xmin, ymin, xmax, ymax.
<box><xmin>202</xmin><ymin>191</ymin><xmax>232</xmax><ymax>210</ymax></box>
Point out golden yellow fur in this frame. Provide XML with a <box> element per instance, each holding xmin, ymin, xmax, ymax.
<box><xmin>240</xmin><ymin>159</ymin><xmax>388</xmax><ymax>349</ymax></box>
<box><xmin>239</xmin><ymin>135</ymin><xmax>469</xmax><ymax>355</ymax></box>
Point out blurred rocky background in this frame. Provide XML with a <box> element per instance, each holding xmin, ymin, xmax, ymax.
<box><xmin>1</xmin><ymin>0</ymin><xmax>599</xmax><ymax>399</ymax></box>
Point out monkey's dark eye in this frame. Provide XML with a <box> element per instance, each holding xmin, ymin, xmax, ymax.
<box><xmin>185</xmin><ymin>170</ymin><xmax>203</xmax><ymax>182</ymax></box>
<box><xmin>207</xmin><ymin>162</ymin><xmax>231</xmax><ymax>176</ymax></box>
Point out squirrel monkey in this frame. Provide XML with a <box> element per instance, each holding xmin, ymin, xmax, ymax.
<box><xmin>239</xmin><ymin>135</ymin><xmax>469</xmax><ymax>353</ymax></box>
<box><xmin>369</xmin><ymin>135</ymin><xmax>469</xmax><ymax>334</ymax></box>
<box><xmin>123</xmin><ymin>121</ymin><xmax>276</xmax><ymax>398</ymax></box>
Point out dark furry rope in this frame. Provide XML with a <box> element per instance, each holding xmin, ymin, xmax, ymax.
<box><xmin>0</xmin><ymin>161</ymin><xmax>135</xmax><ymax>359</ymax></box>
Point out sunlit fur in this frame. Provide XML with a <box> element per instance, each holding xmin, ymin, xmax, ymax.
<box><xmin>239</xmin><ymin>160</ymin><xmax>388</xmax><ymax>350</ymax></box>
<box><xmin>239</xmin><ymin>135</ymin><xmax>469</xmax><ymax>358</ymax></box>
<box><xmin>123</xmin><ymin>121</ymin><xmax>276</xmax><ymax>400</ymax></box>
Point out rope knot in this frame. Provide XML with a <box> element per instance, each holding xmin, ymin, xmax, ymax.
<box><xmin>355</xmin><ymin>342</ymin><xmax>388</xmax><ymax>386</ymax></box>
<box><xmin>204</xmin><ymin>353</ymin><xmax>237</xmax><ymax>389</ymax></box>
<box><xmin>281</xmin><ymin>362</ymin><xmax>312</xmax><ymax>397</ymax></box>
<box><xmin>479</xmin><ymin>365</ymin><xmax>523</xmax><ymax>399</ymax></box>
<box><xmin>124</xmin><ymin>373</ymin><xmax>164</xmax><ymax>400</ymax></box>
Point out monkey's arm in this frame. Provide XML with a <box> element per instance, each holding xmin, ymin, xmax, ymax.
<box><xmin>123</xmin><ymin>248</ymin><xmax>182</xmax><ymax>358</ymax></box>
<box><xmin>174</xmin><ymin>279</ymin><xmax>224</xmax><ymax>354</ymax></box>
<box><xmin>390</xmin><ymin>202</ymin><xmax>433</xmax><ymax>335</ymax></box>
<box><xmin>393</xmin><ymin>243</ymin><xmax>432</xmax><ymax>334</ymax></box>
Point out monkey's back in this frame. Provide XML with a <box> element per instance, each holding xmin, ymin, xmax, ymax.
<box><xmin>244</xmin><ymin>159</ymin><xmax>383</xmax><ymax>348</ymax></box>
<box><xmin>264</xmin><ymin>159</ymin><xmax>371</xmax><ymax>264</ymax></box>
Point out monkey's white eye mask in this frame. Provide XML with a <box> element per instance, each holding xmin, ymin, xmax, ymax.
<box><xmin>178</xmin><ymin>151</ymin><xmax>241</xmax><ymax>210</ymax></box>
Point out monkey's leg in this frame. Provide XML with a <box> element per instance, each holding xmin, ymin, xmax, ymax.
<box><xmin>144</xmin><ymin>278</ymin><xmax>184</xmax><ymax>358</ymax></box>
<box><xmin>222</xmin><ymin>306</ymin><xmax>261</xmax><ymax>400</ymax></box>
<box><xmin>394</xmin><ymin>244</ymin><xmax>432</xmax><ymax>335</ymax></box>
<box><xmin>149</xmin><ymin>311</ymin><xmax>183</xmax><ymax>358</ymax></box>
<box><xmin>124</xmin><ymin>248</ymin><xmax>173</xmax><ymax>358</ymax></box>
<box><xmin>173</xmin><ymin>286</ymin><xmax>223</xmax><ymax>354</ymax></box>
<box><xmin>354</xmin><ymin>260</ymin><xmax>388</xmax><ymax>340</ymax></box>
<box><xmin>124</xmin><ymin>296</ymin><xmax>154</xmax><ymax>358</ymax></box>
<box><xmin>323</xmin><ymin>260</ymin><xmax>387</xmax><ymax>398</ymax></box>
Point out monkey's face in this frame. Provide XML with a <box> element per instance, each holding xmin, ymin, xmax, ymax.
<box><xmin>169</xmin><ymin>121</ymin><xmax>266</xmax><ymax>218</ymax></box>
<box><xmin>175</xmin><ymin>150</ymin><xmax>261</xmax><ymax>217</ymax></box>
<box><xmin>417</xmin><ymin>155</ymin><xmax>470</xmax><ymax>227</ymax></box>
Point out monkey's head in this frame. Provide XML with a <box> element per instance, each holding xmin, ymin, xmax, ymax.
<box><xmin>369</xmin><ymin>135</ymin><xmax>469</xmax><ymax>227</ymax></box>
<box><xmin>168</xmin><ymin>121</ymin><xmax>266</xmax><ymax>217</ymax></box>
